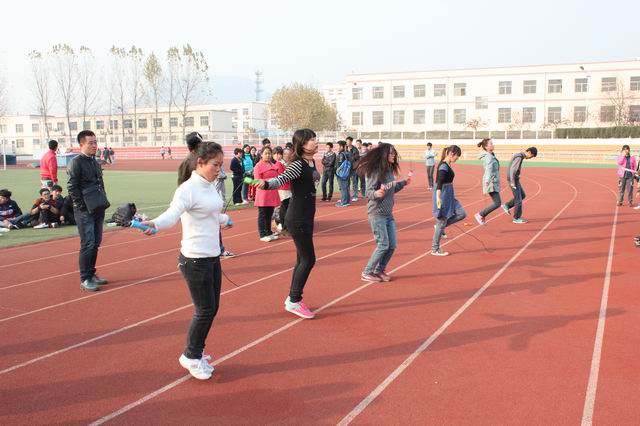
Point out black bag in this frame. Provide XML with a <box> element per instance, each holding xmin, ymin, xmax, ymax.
<box><xmin>82</xmin><ymin>184</ymin><xmax>111</xmax><ymax>213</ymax></box>
<box><xmin>110</xmin><ymin>203</ymin><xmax>137</xmax><ymax>226</ymax></box>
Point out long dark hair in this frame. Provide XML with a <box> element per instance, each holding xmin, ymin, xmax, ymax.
<box><xmin>439</xmin><ymin>145</ymin><xmax>462</xmax><ymax>162</ymax></box>
<box><xmin>291</xmin><ymin>128</ymin><xmax>317</xmax><ymax>160</ymax></box>
<box><xmin>357</xmin><ymin>142</ymin><xmax>400</xmax><ymax>177</ymax></box>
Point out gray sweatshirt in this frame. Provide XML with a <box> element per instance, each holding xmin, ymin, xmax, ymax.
<box><xmin>365</xmin><ymin>170</ymin><xmax>407</xmax><ymax>217</ymax></box>
<box><xmin>508</xmin><ymin>152</ymin><xmax>525</xmax><ymax>183</ymax></box>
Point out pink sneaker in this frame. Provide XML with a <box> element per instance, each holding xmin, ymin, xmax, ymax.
<box><xmin>376</xmin><ymin>271</ymin><xmax>391</xmax><ymax>282</ymax></box>
<box><xmin>474</xmin><ymin>212</ymin><xmax>485</xmax><ymax>226</ymax></box>
<box><xmin>285</xmin><ymin>298</ymin><xmax>315</xmax><ymax>319</ymax></box>
<box><xmin>361</xmin><ymin>272</ymin><xmax>382</xmax><ymax>282</ymax></box>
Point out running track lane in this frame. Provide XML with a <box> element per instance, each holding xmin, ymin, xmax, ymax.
<box><xmin>78</xmin><ymin>174</ymin><xmax>554</xmax><ymax>424</ymax></box>
<box><xmin>0</xmin><ymin>170</ymin><xmax>492</xmax><ymax>423</ymax></box>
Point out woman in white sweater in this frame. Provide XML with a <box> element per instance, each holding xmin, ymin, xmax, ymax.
<box><xmin>143</xmin><ymin>142</ymin><xmax>231</xmax><ymax>380</ymax></box>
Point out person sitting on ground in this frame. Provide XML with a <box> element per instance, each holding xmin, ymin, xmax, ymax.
<box><xmin>30</xmin><ymin>187</ymin><xmax>60</xmax><ymax>229</ymax></box>
<box><xmin>0</xmin><ymin>189</ymin><xmax>23</xmax><ymax>230</ymax></box>
<box><xmin>51</xmin><ymin>184</ymin><xmax>75</xmax><ymax>225</ymax></box>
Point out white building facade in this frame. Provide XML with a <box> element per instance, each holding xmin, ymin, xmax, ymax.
<box><xmin>341</xmin><ymin>60</ymin><xmax>640</xmax><ymax>139</ymax></box>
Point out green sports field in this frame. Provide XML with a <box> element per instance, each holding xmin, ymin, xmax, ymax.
<box><xmin>0</xmin><ymin>169</ymin><xmax>243</xmax><ymax>248</ymax></box>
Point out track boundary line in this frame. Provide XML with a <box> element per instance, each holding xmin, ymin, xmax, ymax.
<box><xmin>336</xmin><ymin>178</ymin><xmax>574</xmax><ymax>425</ymax></box>
<box><xmin>85</xmin><ymin>177</ymin><xmax>544</xmax><ymax>425</ymax></box>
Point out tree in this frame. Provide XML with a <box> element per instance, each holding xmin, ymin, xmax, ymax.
<box><xmin>28</xmin><ymin>50</ymin><xmax>52</xmax><ymax>140</ymax></box>
<box><xmin>51</xmin><ymin>44</ymin><xmax>78</xmax><ymax>145</ymax></box>
<box><xmin>0</xmin><ymin>72</ymin><xmax>8</xmax><ymax>117</ymax></box>
<box><xmin>606</xmin><ymin>81</ymin><xmax>637</xmax><ymax>126</ymax></box>
<box><xmin>144</xmin><ymin>52</ymin><xmax>163</xmax><ymax>144</ymax></box>
<box><xmin>77</xmin><ymin>46</ymin><xmax>100</xmax><ymax>128</ymax></box>
<box><xmin>506</xmin><ymin>111</ymin><xmax>524</xmax><ymax>131</ymax></box>
<box><xmin>465</xmin><ymin>117</ymin><xmax>487</xmax><ymax>131</ymax></box>
<box><xmin>166</xmin><ymin>47</ymin><xmax>179</xmax><ymax>145</ymax></box>
<box><xmin>128</xmin><ymin>46</ymin><xmax>144</xmax><ymax>145</ymax></box>
<box><xmin>270</xmin><ymin>83</ymin><xmax>339</xmax><ymax>131</ymax></box>
<box><xmin>170</xmin><ymin>44</ymin><xmax>209</xmax><ymax>142</ymax></box>
<box><xmin>109</xmin><ymin>46</ymin><xmax>128</xmax><ymax>143</ymax></box>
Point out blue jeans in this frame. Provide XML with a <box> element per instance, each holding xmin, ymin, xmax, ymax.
<box><xmin>74</xmin><ymin>208</ymin><xmax>105</xmax><ymax>282</ymax></box>
<box><xmin>432</xmin><ymin>203</ymin><xmax>466</xmax><ymax>250</ymax></box>
<box><xmin>350</xmin><ymin>171</ymin><xmax>359</xmax><ymax>197</ymax></box>
<box><xmin>505</xmin><ymin>181</ymin><xmax>526</xmax><ymax>219</ymax></box>
<box><xmin>338</xmin><ymin>177</ymin><xmax>350</xmax><ymax>205</ymax></box>
<box><xmin>364</xmin><ymin>216</ymin><xmax>397</xmax><ymax>274</ymax></box>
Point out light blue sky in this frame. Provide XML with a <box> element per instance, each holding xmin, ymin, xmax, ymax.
<box><xmin>0</xmin><ymin>0</ymin><xmax>637</xmax><ymax>114</ymax></box>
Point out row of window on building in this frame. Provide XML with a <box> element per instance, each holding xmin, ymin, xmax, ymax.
<box><xmin>351</xmin><ymin>76</ymin><xmax>640</xmax><ymax>100</ymax></box>
<box><xmin>351</xmin><ymin>105</ymin><xmax>640</xmax><ymax>126</ymax></box>
<box><xmin>3</xmin><ymin>115</ymin><xmax>215</xmax><ymax>135</ymax></box>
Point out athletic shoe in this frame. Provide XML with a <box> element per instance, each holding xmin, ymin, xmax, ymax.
<box><xmin>474</xmin><ymin>212</ymin><xmax>486</xmax><ymax>226</ymax></box>
<box><xmin>433</xmin><ymin>224</ymin><xmax>447</xmax><ymax>239</ymax></box>
<box><xmin>242</xmin><ymin>200</ymin><xmax>249</xmax><ymax>205</ymax></box>
<box><xmin>284</xmin><ymin>298</ymin><xmax>315</xmax><ymax>319</ymax></box>
<box><xmin>501</xmin><ymin>204</ymin><xmax>511</xmax><ymax>215</ymax></box>
<box><xmin>260</xmin><ymin>236</ymin><xmax>272</xmax><ymax>242</ymax></box>
<box><xmin>268</xmin><ymin>234</ymin><xmax>279</xmax><ymax>241</ymax></box>
<box><xmin>351</xmin><ymin>197</ymin><xmax>358</xmax><ymax>202</ymax></box>
<box><xmin>361</xmin><ymin>272</ymin><xmax>382</xmax><ymax>282</ymax></box>
<box><xmin>0</xmin><ymin>228</ymin><xmax>9</xmax><ymax>233</ymax></box>
<box><xmin>80</xmin><ymin>279</ymin><xmax>99</xmax><ymax>292</ymax></box>
<box><xmin>179</xmin><ymin>354</ymin><xmax>213</xmax><ymax>380</ymax></box>
<box><xmin>221</xmin><ymin>250</ymin><xmax>237</xmax><ymax>258</ymax></box>
<box><xmin>321</xmin><ymin>197</ymin><xmax>327</xmax><ymax>201</ymax></box>
<box><xmin>634</xmin><ymin>205</ymin><xmax>640</xmax><ymax>210</ymax></box>
<box><xmin>33</xmin><ymin>223</ymin><xmax>49</xmax><ymax>229</ymax></box>
<box><xmin>50</xmin><ymin>223</ymin><xmax>59</xmax><ymax>228</ymax></box>
<box><xmin>335</xmin><ymin>202</ymin><xmax>350</xmax><ymax>207</ymax></box>
<box><xmin>376</xmin><ymin>271</ymin><xmax>391</xmax><ymax>282</ymax></box>
<box><xmin>430</xmin><ymin>248</ymin><xmax>449</xmax><ymax>256</ymax></box>
<box><xmin>234</xmin><ymin>202</ymin><xmax>243</xmax><ymax>206</ymax></box>
<box><xmin>93</xmin><ymin>275</ymin><xmax>108</xmax><ymax>285</ymax></box>
<box><xmin>201</xmin><ymin>354</ymin><xmax>214</xmax><ymax>373</ymax></box>
<box><xmin>513</xmin><ymin>218</ymin><xmax>528</xmax><ymax>224</ymax></box>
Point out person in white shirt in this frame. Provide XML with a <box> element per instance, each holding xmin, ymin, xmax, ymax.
<box><xmin>424</xmin><ymin>142</ymin><xmax>436</xmax><ymax>190</ymax></box>
<box><xmin>143</xmin><ymin>142</ymin><xmax>231</xmax><ymax>380</ymax></box>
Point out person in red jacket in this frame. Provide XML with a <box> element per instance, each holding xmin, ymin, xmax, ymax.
<box><xmin>40</xmin><ymin>140</ymin><xmax>59</xmax><ymax>188</ymax></box>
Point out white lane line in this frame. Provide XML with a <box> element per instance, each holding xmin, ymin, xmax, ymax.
<box><xmin>580</xmin><ymin>184</ymin><xmax>620</xmax><ymax>426</ymax></box>
<box><xmin>86</xmin><ymin>178</ymin><xmax>541</xmax><ymax>425</ymax></box>
<box><xmin>337</xmin><ymin>179</ymin><xmax>574</xmax><ymax>426</ymax></box>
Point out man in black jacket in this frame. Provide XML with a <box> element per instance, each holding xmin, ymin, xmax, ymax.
<box><xmin>67</xmin><ymin>130</ymin><xmax>110</xmax><ymax>292</ymax></box>
<box><xmin>321</xmin><ymin>142</ymin><xmax>337</xmax><ymax>201</ymax></box>
<box><xmin>230</xmin><ymin>148</ymin><xmax>245</xmax><ymax>205</ymax></box>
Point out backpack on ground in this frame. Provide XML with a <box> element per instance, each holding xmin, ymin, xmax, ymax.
<box><xmin>109</xmin><ymin>203</ymin><xmax>137</xmax><ymax>226</ymax></box>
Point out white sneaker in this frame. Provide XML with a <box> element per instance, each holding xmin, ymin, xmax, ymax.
<box><xmin>0</xmin><ymin>228</ymin><xmax>9</xmax><ymax>233</ymax></box>
<box><xmin>634</xmin><ymin>205</ymin><xmax>640</xmax><ymax>210</ymax></box>
<box><xmin>351</xmin><ymin>197</ymin><xmax>358</xmax><ymax>202</ymax></box>
<box><xmin>33</xmin><ymin>223</ymin><xmax>49</xmax><ymax>229</ymax></box>
<box><xmin>242</xmin><ymin>200</ymin><xmax>249</xmax><ymax>205</ymax></box>
<box><xmin>260</xmin><ymin>236</ymin><xmax>272</xmax><ymax>242</ymax></box>
<box><xmin>269</xmin><ymin>234</ymin><xmax>279</xmax><ymax>241</ymax></box>
<box><xmin>179</xmin><ymin>354</ymin><xmax>213</xmax><ymax>380</ymax></box>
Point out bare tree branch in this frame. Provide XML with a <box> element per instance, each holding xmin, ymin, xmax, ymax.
<box><xmin>28</xmin><ymin>50</ymin><xmax>52</xmax><ymax>140</ymax></box>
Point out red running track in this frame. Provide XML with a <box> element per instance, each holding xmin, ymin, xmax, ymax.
<box><xmin>0</xmin><ymin>165</ymin><xmax>637</xmax><ymax>425</ymax></box>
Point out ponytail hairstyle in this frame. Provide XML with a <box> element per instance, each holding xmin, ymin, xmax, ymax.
<box><xmin>291</xmin><ymin>128</ymin><xmax>317</xmax><ymax>160</ymax></box>
<box><xmin>477</xmin><ymin>138</ymin><xmax>491</xmax><ymax>150</ymax></box>
<box><xmin>439</xmin><ymin>145</ymin><xmax>462</xmax><ymax>162</ymax></box>
<box><xmin>356</xmin><ymin>142</ymin><xmax>400</xmax><ymax>177</ymax></box>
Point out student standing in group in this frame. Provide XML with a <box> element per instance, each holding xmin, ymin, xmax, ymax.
<box><xmin>474</xmin><ymin>138</ymin><xmax>501</xmax><ymax>225</ymax></box>
<box><xmin>335</xmin><ymin>140</ymin><xmax>352</xmax><ymax>207</ymax></box>
<box><xmin>424</xmin><ymin>142</ymin><xmax>436</xmax><ymax>190</ymax></box>
<box><xmin>432</xmin><ymin>145</ymin><xmax>466</xmax><ymax>257</ymax></box>
<box><xmin>40</xmin><ymin>139</ymin><xmax>59</xmax><ymax>188</ymax></box>
<box><xmin>358</xmin><ymin>143</ymin><xmax>410</xmax><ymax>282</ymax></box>
<box><xmin>502</xmin><ymin>147</ymin><xmax>538</xmax><ymax>223</ymax></box>
<box><xmin>253</xmin><ymin>146</ymin><xmax>281</xmax><ymax>241</ymax></box>
<box><xmin>241</xmin><ymin>144</ymin><xmax>254</xmax><ymax>203</ymax></box>
<box><xmin>142</xmin><ymin>142</ymin><xmax>232</xmax><ymax>381</ymax></box>
<box><xmin>67</xmin><ymin>130</ymin><xmax>110</xmax><ymax>291</ymax></box>
<box><xmin>256</xmin><ymin>129</ymin><xmax>321</xmax><ymax>319</ymax></box>
<box><xmin>273</xmin><ymin>146</ymin><xmax>292</xmax><ymax>236</ymax></box>
<box><xmin>346</xmin><ymin>136</ymin><xmax>361</xmax><ymax>202</ymax></box>
<box><xmin>616</xmin><ymin>144</ymin><xmax>637</xmax><ymax>207</ymax></box>
<box><xmin>230</xmin><ymin>148</ymin><xmax>245</xmax><ymax>206</ymax></box>
<box><xmin>357</xmin><ymin>139</ymin><xmax>368</xmax><ymax>198</ymax></box>
<box><xmin>321</xmin><ymin>142</ymin><xmax>337</xmax><ymax>201</ymax></box>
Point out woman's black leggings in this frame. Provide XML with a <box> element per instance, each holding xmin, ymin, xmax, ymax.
<box><xmin>287</xmin><ymin>222</ymin><xmax>315</xmax><ymax>303</ymax></box>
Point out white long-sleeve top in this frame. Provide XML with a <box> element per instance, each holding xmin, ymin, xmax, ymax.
<box><xmin>153</xmin><ymin>171</ymin><xmax>229</xmax><ymax>258</ymax></box>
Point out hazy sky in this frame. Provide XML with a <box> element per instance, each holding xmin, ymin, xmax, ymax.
<box><xmin>0</xmin><ymin>0</ymin><xmax>638</xmax><ymax>114</ymax></box>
